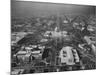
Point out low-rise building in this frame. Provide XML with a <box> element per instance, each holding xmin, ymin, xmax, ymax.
<box><xmin>59</xmin><ymin>46</ymin><xmax>80</xmax><ymax>65</ymax></box>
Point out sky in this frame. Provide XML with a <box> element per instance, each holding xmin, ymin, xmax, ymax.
<box><xmin>11</xmin><ymin>0</ymin><xmax>96</xmax><ymax>18</ymax></box>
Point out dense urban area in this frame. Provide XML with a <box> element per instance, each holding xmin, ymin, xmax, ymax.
<box><xmin>11</xmin><ymin>14</ymin><xmax>96</xmax><ymax>74</ymax></box>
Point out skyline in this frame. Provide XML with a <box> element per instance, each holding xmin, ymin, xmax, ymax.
<box><xmin>11</xmin><ymin>1</ymin><xmax>96</xmax><ymax>18</ymax></box>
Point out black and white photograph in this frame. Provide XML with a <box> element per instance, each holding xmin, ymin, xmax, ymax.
<box><xmin>11</xmin><ymin>0</ymin><xmax>96</xmax><ymax>74</ymax></box>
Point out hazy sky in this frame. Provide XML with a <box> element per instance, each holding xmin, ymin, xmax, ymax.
<box><xmin>11</xmin><ymin>1</ymin><xmax>96</xmax><ymax>18</ymax></box>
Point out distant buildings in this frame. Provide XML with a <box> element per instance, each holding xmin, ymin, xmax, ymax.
<box><xmin>44</xmin><ymin>27</ymin><xmax>68</xmax><ymax>38</ymax></box>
